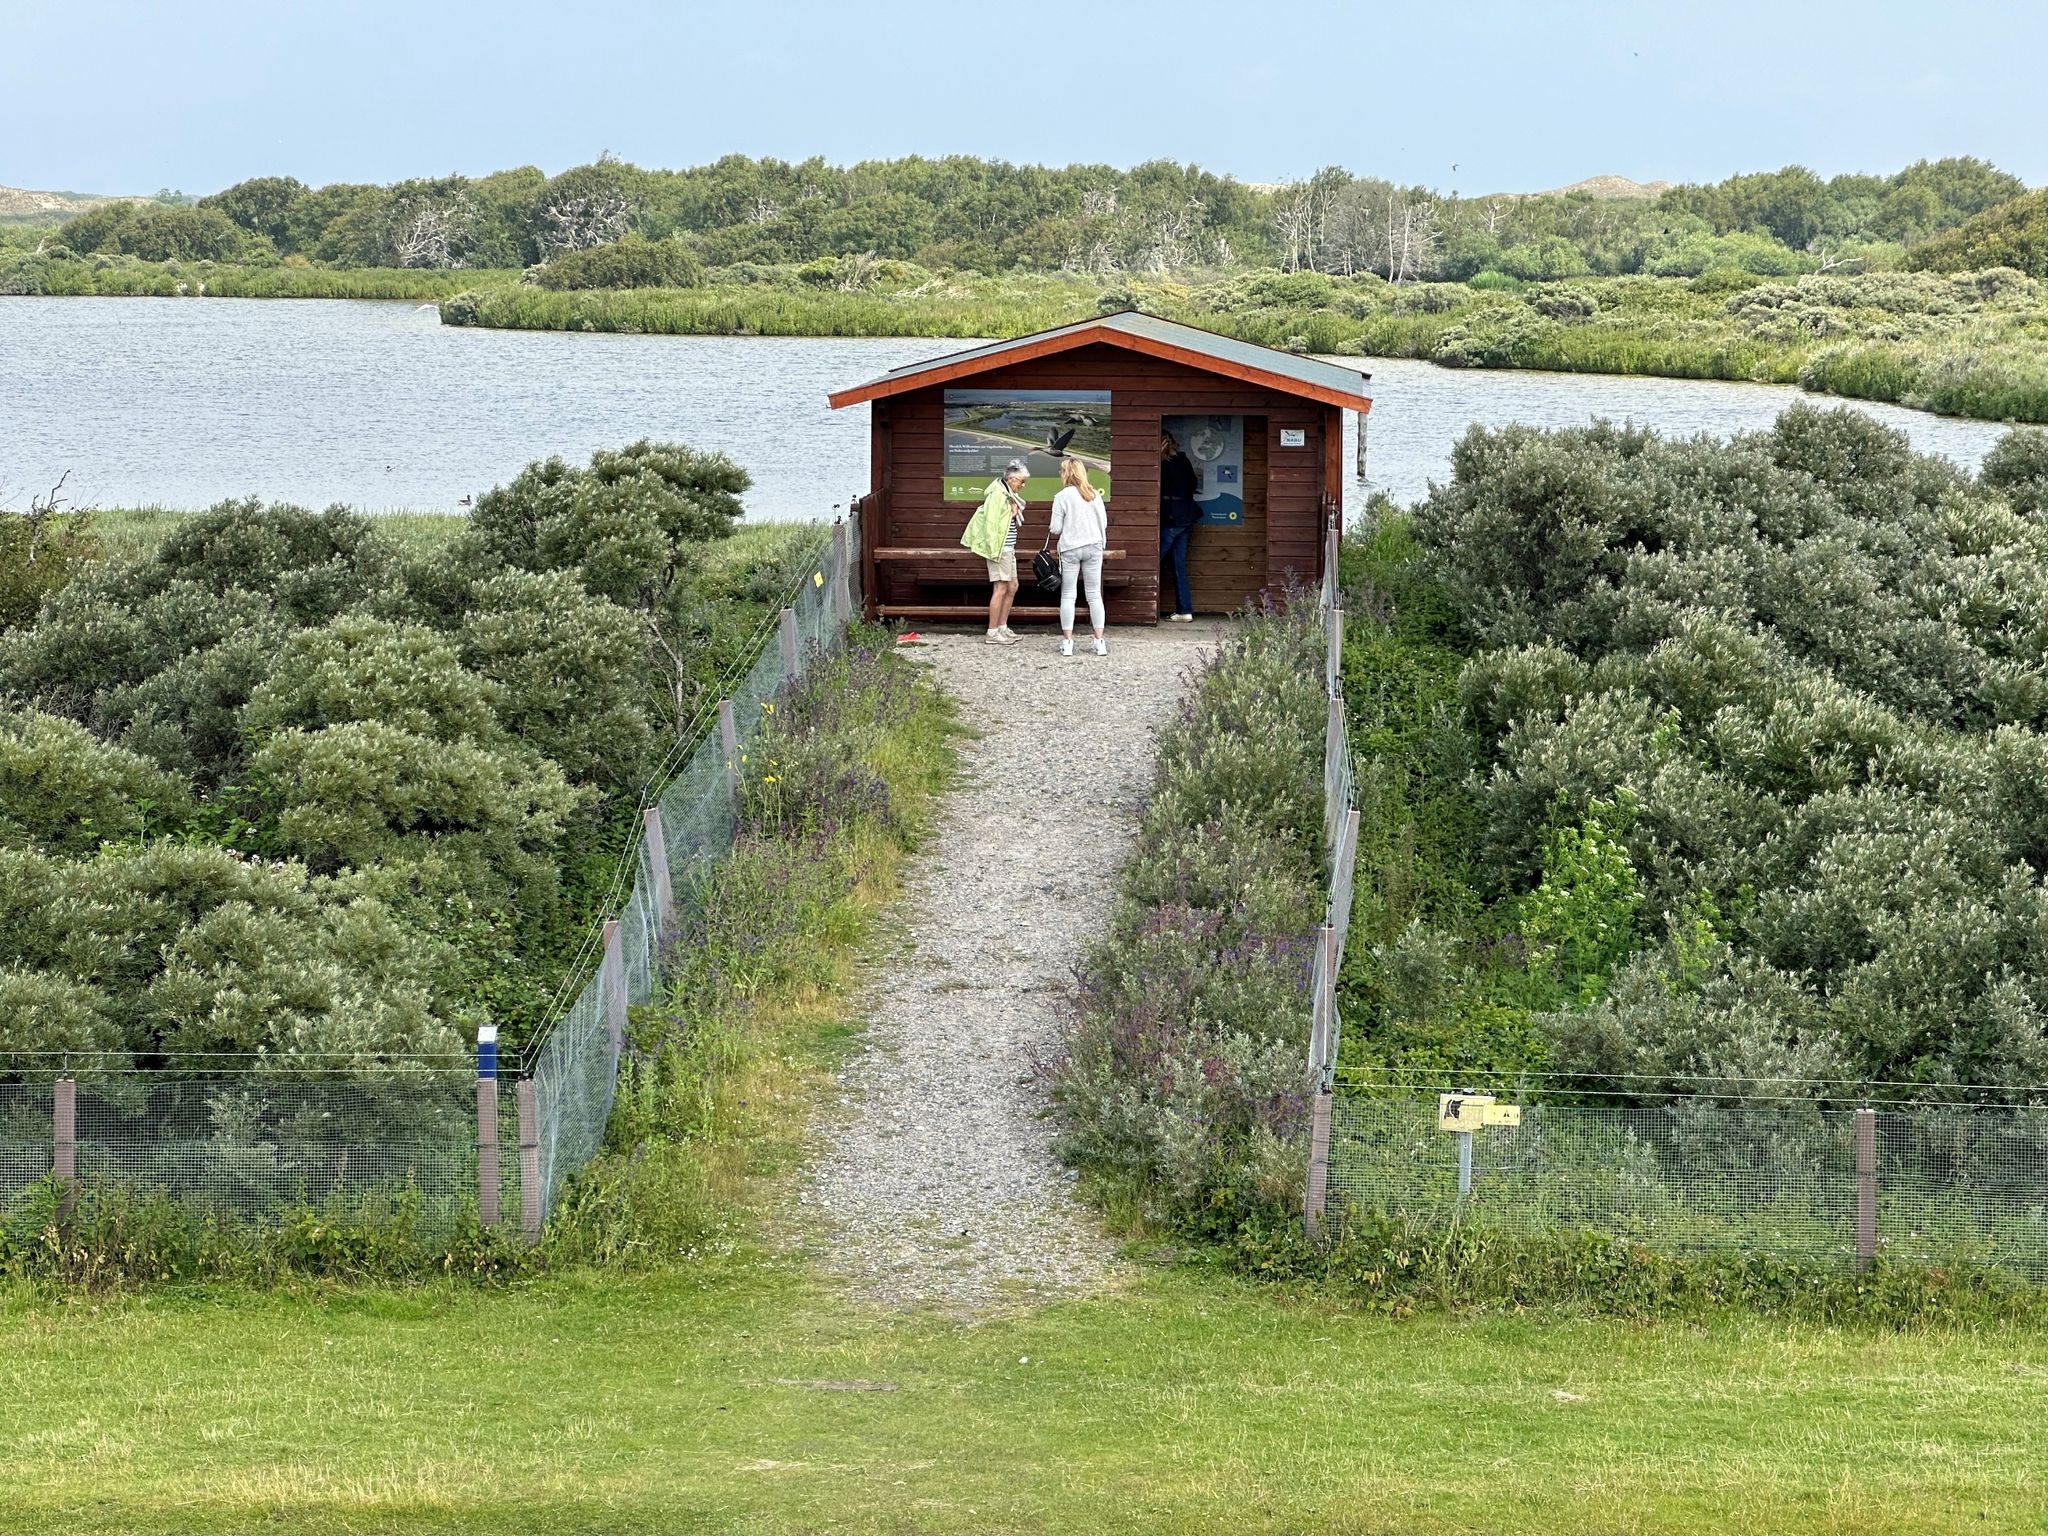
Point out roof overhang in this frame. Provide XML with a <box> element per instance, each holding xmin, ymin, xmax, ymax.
<box><xmin>827</xmin><ymin>315</ymin><xmax>1374</xmax><ymax>414</ymax></box>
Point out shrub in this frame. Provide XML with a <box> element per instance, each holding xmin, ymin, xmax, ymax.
<box><xmin>1354</xmin><ymin>406</ymin><xmax>2048</xmax><ymax>1090</ymax></box>
<box><xmin>1045</xmin><ymin>592</ymin><xmax>1326</xmax><ymax>1234</ymax></box>
<box><xmin>532</xmin><ymin>234</ymin><xmax>704</xmax><ymax>290</ymax></box>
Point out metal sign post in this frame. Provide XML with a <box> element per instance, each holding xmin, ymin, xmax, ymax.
<box><xmin>1438</xmin><ymin>1093</ymin><xmax>1521</xmax><ymax>1198</ymax></box>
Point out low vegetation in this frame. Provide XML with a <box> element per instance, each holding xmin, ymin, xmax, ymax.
<box><xmin>1041</xmin><ymin>594</ymin><xmax>1327</xmax><ymax>1240</ymax></box>
<box><xmin>1339</xmin><ymin>405</ymin><xmax>2048</xmax><ymax>1094</ymax></box>
<box><xmin>0</xmin><ymin>621</ymin><xmax>953</xmax><ymax>1285</ymax></box>
<box><xmin>0</xmin><ymin>447</ymin><xmax>820</xmax><ymax>1065</ymax></box>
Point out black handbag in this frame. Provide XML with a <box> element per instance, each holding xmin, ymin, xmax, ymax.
<box><xmin>1032</xmin><ymin>538</ymin><xmax>1060</xmax><ymax>593</ymax></box>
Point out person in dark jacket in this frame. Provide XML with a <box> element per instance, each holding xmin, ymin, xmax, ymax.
<box><xmin>1158</xmin><ymin>431</ymin><xmax>1199</xmax><ymax>621</ymax></box>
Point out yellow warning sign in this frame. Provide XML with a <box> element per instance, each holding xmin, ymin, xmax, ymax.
<box><xmin>1438</xmin><ymin>1094</ymin><xmax>1521</xmax><ymax>1131</ymax></box>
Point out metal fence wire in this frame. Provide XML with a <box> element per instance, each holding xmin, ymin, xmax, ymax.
<box><xmin>514</xmin><ymin>514</ymin><xmax>858</xmax><ymax>1223</ymax></box>
<box><xmin>0</xmin><ymin>511</ymin><xmax>863</xmax><ymax>1241</ymax></box>
<box><xmin>1325</xmin><ymin>1093</ymin><xmax>2048</xmax><ymax>1281</ymax></box>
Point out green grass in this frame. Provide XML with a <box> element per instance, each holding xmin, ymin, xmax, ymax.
<box><xmin>2</xmin><ymin>256</ymin><xmax>518</xmax><ymax>300</ymax></box>
<box><xmin>76</xmin><ymin>507</ymin><xmax>471</xmax><ymax>563</ymax></box>
<box><xmin>441</xmin><ymin>273</ymin><xmax>1097</xmax><ymax>339</ymax></box>
<box><xmin>2</xmin><ymin>1262</ymin><xmax>2045</xmax><ymax>1534</ymax></box>
<box><xmin>71</xmin><ymin>511</ymin><xmax>813</xmax><ymax>569</ymax></box>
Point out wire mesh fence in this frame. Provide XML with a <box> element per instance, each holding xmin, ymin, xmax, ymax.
<box><xmin>1325</xmin><ymin>1091</ymin><xmax>2048</xmax><ymax>1280</ymax></box>
<box><xmin>514</xmin><ymin>513</ymin><xmax>859</xmax><ymax>1223</ymax></box>
<box><xmin>0</xmin><ymin>509</ymin><xmax>864</xmax><ymax>1242</ymax></box>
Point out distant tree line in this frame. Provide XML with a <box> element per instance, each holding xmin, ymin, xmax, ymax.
<box><xmin>27</xmin><ymin>153</ymin><xmax>2038</xmax><ymax>281</ymax></box>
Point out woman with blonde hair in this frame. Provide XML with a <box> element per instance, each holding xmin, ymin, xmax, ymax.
<box><xmin>1047</xmin><ymin>455</ymin><xmax>1108</xmax><ymax>657</ymax></box>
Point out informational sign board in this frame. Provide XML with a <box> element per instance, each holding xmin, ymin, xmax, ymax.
<box><xmin>1163</xmin><ymin>413</ymin><xmax>1244</xmax><ymax>526</ymax></box>
<box><xmin>1438</xmin><ymin>1094</ymin><xmax>1522</xmax><ymax>1132</ymax></box>
<box><xmin>1279</xmin><ymin>427</ymin><xmax>1306</xmax><ymax>448</ymax></box>
<box><xmin>944</xmin><ymin>389</ymin><xmax>1111</xmax><ymax>502</ymax></box>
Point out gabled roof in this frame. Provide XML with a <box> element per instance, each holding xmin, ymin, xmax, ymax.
<box><xmin>826</xmin><ymin>310</ymin><xmax>1374</xmax><ymax>413</ymax></box>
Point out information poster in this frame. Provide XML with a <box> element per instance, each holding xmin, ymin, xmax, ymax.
<box><xmin>1164</xmin><ymin>414</ymin><xmax>1244</xmax><ymax>524</ymax></box>
<box><xmin>944</xmin><ymin>389</ymin><xmax>1111</xmax><ymax>501</ymax></box>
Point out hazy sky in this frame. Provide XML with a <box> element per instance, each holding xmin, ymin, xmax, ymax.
<box><xmin>7</xmin><ymin>0</ymin><xmax>2046</xmax><ymax>195</ymax></box>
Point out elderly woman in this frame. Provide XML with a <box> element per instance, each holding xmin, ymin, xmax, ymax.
<box><xmin>960</xmin><ymin>457</ymin><xmax>1029</xmax><ymax>644</ymax></box>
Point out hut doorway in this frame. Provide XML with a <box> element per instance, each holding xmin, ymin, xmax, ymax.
<box><xmin>1161</xmin><ymin>413</ymin><xmax>1266</xmax><ymax>616</ymax></box>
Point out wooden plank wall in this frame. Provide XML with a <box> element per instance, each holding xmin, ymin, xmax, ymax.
<box><xmin>869</xmin><ymin>343</ymin><xmax>1333</xmax><ymax>624</ymax></box>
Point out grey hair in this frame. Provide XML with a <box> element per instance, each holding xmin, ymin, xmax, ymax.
<box><xmin>1003</xmin><ymin>459</ymin><xmax>1031</xmax><ymax>479</ymax></box>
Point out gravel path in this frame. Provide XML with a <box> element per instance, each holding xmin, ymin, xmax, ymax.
<box><xmin>803</xmin><ymin>619</ymin><xmax>1230</xmax><ymax>1311</ymax></box>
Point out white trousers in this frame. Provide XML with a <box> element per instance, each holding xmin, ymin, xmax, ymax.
<box><xmin>1059</xmin><ymin>546</ymin><xmax>1105</xmax><ymax>634</ymax></box>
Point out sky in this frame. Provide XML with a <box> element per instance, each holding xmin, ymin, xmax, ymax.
<box><xmin>5</xmin><ymin>0</ymin><xmax>2047</xmax><ymax>196</ymax></box>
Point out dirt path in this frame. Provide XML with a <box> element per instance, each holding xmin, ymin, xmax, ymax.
<box><xmin>803</xmin><ymin>620</ymin><xmax>1229</xmax><ymax>1311</ymax></box>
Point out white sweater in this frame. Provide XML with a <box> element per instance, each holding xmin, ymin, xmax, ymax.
<box><xmin>1049</xmin><ymin>485</ymin><xmax>1108</xmax><ymax>552</ymax></box>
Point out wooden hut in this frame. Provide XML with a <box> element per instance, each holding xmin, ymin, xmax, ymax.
<box><xmin>827</xmin><ymin>311</ymin><xmax>1373</xmax><ymax>624</ymax></box>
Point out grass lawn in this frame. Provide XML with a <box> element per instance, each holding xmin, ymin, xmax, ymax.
<box><xmin>1</xmin><ymin>1261</ymin><xmax>2044</xmax><ymax>1534</ymax></box>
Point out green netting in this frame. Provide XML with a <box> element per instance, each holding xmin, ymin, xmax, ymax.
<box><xmin>0</xmin><ymin>1082</ymin><xmax>52</xmax><ymax>1207</ymax></box>
<box><xmin>519</xmin><ymin>517</ymin><xmax>856</xmax><ymax>1228</ymax></box>
<box><xmin>1328</xmin><ymin>1094</ymin><xmax>2048</xmax><ymax>1279</ymax></box>
<box><xmin>0</xmin><ymin>516</ymin><xmax>863</xmax><ymax>1239</ymax></box>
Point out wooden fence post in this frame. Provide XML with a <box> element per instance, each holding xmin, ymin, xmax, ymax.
<box><xmin>601</xmin><ymin>919</ymin><xmax>627</xmax><ymax>1072</ymax></box>
<box><xmin>52</xmin><ymin>1077</ymin><xmax>77</xmax><ymax>1222</ymax></box>
<box><xmin>517</xmin><ymin>1078</ymin><xmax>542</xmax><ymax>1241</ymax></box>
<box><xmin>1324</xmin><ymin>513</ymin><xmax>1340</xmax><ymax>601</ymax></box>
<box><xmin>1855</xmin><ymin>1107</ymin><xmax>1877</xmax><ymax>1272</ymax></box>
<box><xmin>1355</xmin><ymin>408</ymin><xmax>1368</xmax><ymax>481</ymax></box>
<box><xmin>779</xmin><ymin>606</ymin><xmax>799</xmax><ymax>680</ymax></box>
<box><xmin>1304</xmin><ymin>1089</ymin><xmax>1334</xmax><ymax>1242</ymax></box>
<box><xmin>642</xmin><ymin>807</ymin><xmax>675</xmax><ymax>942</ymax></box>
<box><xmin>476</xmin><ymin>1024</ymin><xmax>500</xmax><ymax>1228</ymax></box>
<box><xmin>718</xmin><ymin>699</ymin><xmax>740</xmax><ymax>797</ymax></box>
<box><xmin>831</xmin><ymin>521</ymin><xmax>851</xmax><ymax>624</ymax></box>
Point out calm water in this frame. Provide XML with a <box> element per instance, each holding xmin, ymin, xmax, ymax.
<box><xmin>0</xmin><ymin>298</ymin><xmax>2019</xmax><ymax>518</ymax></box>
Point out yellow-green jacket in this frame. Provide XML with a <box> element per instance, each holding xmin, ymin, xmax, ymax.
<box><xmin>960</xmin><ymin>480</ymin><xmax>1022</xmax><ymax>560</ymax></box>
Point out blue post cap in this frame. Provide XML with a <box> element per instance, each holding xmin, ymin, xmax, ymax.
<box><xmin>476</xmin><ymin>1023</ymin><xmax>498</xmax><ymax>1081</ymax></box>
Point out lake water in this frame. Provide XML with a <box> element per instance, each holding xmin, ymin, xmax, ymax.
<box><xmin>0</xmin><ymin>297</ymin><xmax>2020</xmax><ymax>520</ymax></box>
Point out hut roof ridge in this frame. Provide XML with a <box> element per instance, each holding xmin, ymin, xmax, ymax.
<box><xmin>826</xmin><ymin>309</ymin><xmax>1373</xmax><ymax>412</ymax></box>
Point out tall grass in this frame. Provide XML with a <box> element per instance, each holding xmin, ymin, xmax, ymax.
<box><xmin>3</xmin><ymin>255</ymin><xmax>517</xmax><ymax>300</ymax></box>
<box><xmin>442</xmin><ymin>279</ymin><xmax>1098</xmax><ymax>339</ymax></box>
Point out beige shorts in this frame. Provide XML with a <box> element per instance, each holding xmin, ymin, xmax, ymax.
<box><xmin>986</xmin><ymin>553</ymin><xmax>1017</xmax><ymax>583</ymax></box>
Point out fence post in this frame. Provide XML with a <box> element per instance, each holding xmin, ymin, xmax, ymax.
<box><xmin>476</xmin><ymin>1025</ymin><xmax>500</xmax><ymax>1228</ymax></box>
<box><xmin>52</xmin><ymin>1076</ymin><xmax>77</xmax><ymax>1222</ymax></box>
<box><xmin>831</xmin><ymin>521</ymin><xmax>851</xmax><ymax>624</ymax></box>
<box><xmin>517</xmin><ymin>1077</ymin><xmax>542</xmax><ymax>1241</ymax></box>
<box><xmin>601</xmin><ymin>919</ymin><xmax>627</xmax><ymax>1073</ymax></box>
<box><xmin>1324</xmin><ymin>512</ymin><xmax>1340</xmax><ymax>604</ymax></box>
<box><xmin>779</xmin><ymin>606</ymin><xmax>799</xmax><ymax>680</ymax></box>
<box><xmin>1304</xmin><ymin>1089</ymin><xmax>1334</xmax><ymax>1242</ymax></box>
<box><xmin>718</xmin><ymin>698</ymin><xmax>740</xmax><ymax>797</ymax></box>
<box><xmin>642</xmin><ymin>806</ymin><xmax>675</xmax><ymax>941</ymax></box>
<box><xmin>1303</xmin><ymin>921</ymin><xmax>1337</xmax><ymax>1241</ymax></box>
<box><xmin>1355</xmin><ymin>408</ymin><xmax>1368</xmax><ymax>481</ymax></box>
<box><xmin>1324</xmin><ymin>695</ymin><xmax>1344</xmax><ymax>856</ymax></box>
<box><xmin>1855</xmin><ymin>1106</ymin><xmax>1877</xmax><ymax>1272</ymax></box>
<box><xmin>1326</xmin><ymin>605</ymin><xmax>1344</xmax><ymax>699</ymax></box>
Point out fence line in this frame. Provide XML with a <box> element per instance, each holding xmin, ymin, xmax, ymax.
<box><xmin>0</xmin><ymin>506</ymin><xmax>867</xmax><ymax>1243</ymax></box>
<box><xmin>1301</xmin><ymin>514</ymin><xmax>2048</xmax><ymax>1281</ymax></box>
<box><xmin>1304</xmin><ymin>509</ymin><xmax>1357</xmax><ymax>1239</ymax></box>
<box><xmin>1326</xmin><ymin>1089</ymin><xmax>2048</xmax><ymax>1280</ymax></box>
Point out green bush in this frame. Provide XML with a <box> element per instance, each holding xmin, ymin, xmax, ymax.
<box><xmin>0</xmin><ymin>453</ymin><xmax>811</xmax><ymax>1057</ymax></box>
<box><xmin>1345</xmin><ymin>406</ymin><xmax>2048</xmax><ymax>1092</ymax></box>
<box><xmin>531</xmin><ymin>234</ymin><xmax>704</xmax><ymax>290</ymax></box>
<box><xmin>1044</xmin><ymin>594</ymin><xmax>1328</xmax><ymax>1236</ymax></box>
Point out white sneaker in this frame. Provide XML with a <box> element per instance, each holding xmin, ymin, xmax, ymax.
<box><xmin>986</xmin><ymin>631</ymin><xmax>1006</xmax><ymax>645</ymax></box>
<box><xmin>1060</xmin><ymin>638</ymin><xmax>1074</xmax><ymax>657</ymax></box>
<box><xmin>1093</xmin><ymin>637</ymin><xmax>1108</xmax><ymax>656</ymax></box>
<box><xmin>998</xmin><ymin>625</ymin><xmax>1018</xmax><ymax>639</ymax></box>
<box><xmin>1169</xmin><ymin>612</ymin><xmax>1194</xmax><ymax>623</ymax></box>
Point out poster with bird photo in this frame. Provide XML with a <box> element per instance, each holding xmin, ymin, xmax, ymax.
<box><xmin>943</xmin><ymin>389</ymin><xmax>1111</xmax><ymax>501</ymax></box>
